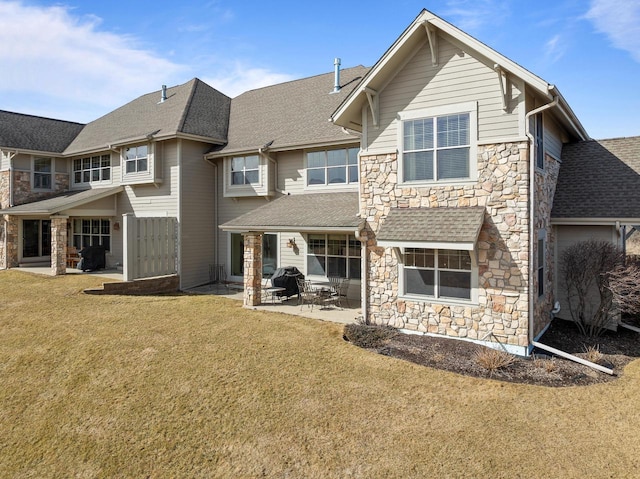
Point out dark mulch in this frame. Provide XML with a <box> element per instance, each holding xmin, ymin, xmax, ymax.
<box><xmin>343</xmin><ymin>319</ymin><xmax>640</xmax><ymax>387</ymax></box>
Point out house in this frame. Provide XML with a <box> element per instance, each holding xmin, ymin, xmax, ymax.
<box><xmin>0</xmin><ymin>79</ymin><xmax>231</xmax><ymax>289</ymax></box>
<box><xmin>1</xmin><ymin>9</ymin><xmax>637</xmax><ymax>355</ymax></box>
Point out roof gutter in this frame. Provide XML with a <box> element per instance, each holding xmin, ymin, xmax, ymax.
<box><xmin>525</xmin><ymin>91</ymin><xmax>558</xmax><ymax>351</ymax></box>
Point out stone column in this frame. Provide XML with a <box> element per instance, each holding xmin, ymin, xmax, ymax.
<box><xmin>243</xmin><ymin>232</ymin><xmax>263</xmax><ymax>307</ymax></box>
<box><xmin>50</xmin><ymin>215</ymin><xmax>68</xmax><ymax>276</ymax></box>
<box><xmin>4</xmin><ymin>215</ymin><xmax>19</xmax><ymax>269</ymax></box>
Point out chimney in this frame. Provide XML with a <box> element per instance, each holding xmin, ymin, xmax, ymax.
<box><xmin>160</xmin><ymin>85</ymin><xmax>167</xmax><ymax>103</ymax></box>
<box><xmin>331</xmin><ymin>58</ymin><xmax>341</xmax><ymax>93</ymax></box>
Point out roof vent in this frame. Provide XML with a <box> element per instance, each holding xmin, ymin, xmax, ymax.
<box><xmin>159</xmin><ymin>85</ymin><xmax>167</xmax><ymax>103</ymax></box>
<box><xmin>331</xmin><ymin>58</ymin><xmax>341</xmax><ymax>94</ymax></box>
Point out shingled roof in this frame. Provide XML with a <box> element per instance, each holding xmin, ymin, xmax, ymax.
<box><xmin>0</xmin><ymin>186</ymin><xmax>122</xmax><ymax>215</ymax></box>
<box><xmin>552</xmin><ymin>137</ymin><xmax>640</xmax><ymax>220</ymax></box>
<box><xmin>219</xmin><ymin>192</ymin><xmax>361</xmax><ymax>231</ymax></box>
<box><xmin>377</xmin><ymin>207</ymin><xmax>486</xmax><ymax>249</ymax></box>
<box><xmin>210</xmin><ymin>65</ymin><xmax>369</xmax><ymax>156</ymax></box>
<box><xmin>64</xmin><ymin>78</ymin><xmax>230</xmax><ymax>155</ymax></box>
<box><xmin>0</xmin><ymin>110</ymin><xmax>84</xmax><ymax>154</ymax></box>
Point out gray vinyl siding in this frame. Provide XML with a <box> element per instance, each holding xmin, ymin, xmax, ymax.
<box><xmin>277</xmin><ymin>150</ymin><xmax>306</xmax><ymax>195</ymax></box>
<box><xmin>544</xmin><ymin>115</ymin><xmax>563</xmax><ymax>160</ymax></box>
<box><xmin>280</xmin><ymin>232</ymin><xmax>305</xmax><ymax>272</ymax></box>
<box><xmin>366</xmin><ymin>36</ymin><xmax>522</xmax><ymax>152</ymax></box>
<box><xmin>180</xmin><ymin>139</ymin><xmax>218</xmax><ymax>289</ymax></box>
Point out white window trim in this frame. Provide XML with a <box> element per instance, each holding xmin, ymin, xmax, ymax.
<box><xmin>397</xmin><ymin>101</ymin><xmax>478</xmax><ymax>186</ymax></box>
<box><xmin>535</xmin><ymin>113</ymin><xmax>545</xmax><ymax>172</ymax></box>
<box><xmin>305</xmin><ymin>233</ymin><xmax>362</xmax><ymax>280</ymax></box>
<box><xmin>304</xmin><ymin>147</ymin><xmax>360</xmax><ymax>191</ymax></box>
<box><xmin>121</xmin><ymin>143</ymin><xmax>154</xmax><ymax>184</ymax></box>
<box><xmin>31</xmin><ymin>157</ymin><xmax>53</xmax><ymax>191</ymax></box>
<box><xmin>537</xmin><ymin>229</ymin><xmax>546</xmax><ymax>299</ymax></box>
<box><xmin>223</xmin><ymin>155</ymin><xmax>271</xmax><ymax>197</ymax></box>
<box><xmin>72</xmin><ymin>153</ymin><xmax>113</xmax><ymax>188</ymax></box>
<box><xmin>72</xmin><ymin>218</ymin><xmax>112</xmax><ymax>253</ymax></box>
<box><xmin>398</xmin><ymin>246</ymin><xmax>479</xmax><ymax>306</ymax></box>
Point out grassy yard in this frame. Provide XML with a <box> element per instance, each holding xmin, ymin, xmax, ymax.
<box><xmin>1</xmin><ymin>270</ymin><xmax>639</xmax><ymax>478</ymax></box>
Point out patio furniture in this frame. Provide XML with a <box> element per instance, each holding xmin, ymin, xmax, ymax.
<box><xmin>261</xmin><ymin>278</ymin><xmax>286</xmax><ymax>303</ymax></box>
<box><xmin>66</xmin><ymin>246</ymin><xmax>80</xmax><ymax>268</ymax></box>
<box><xmin>296</xmin><ymin>277</ymin><xmax>320</xmax><ymax>311</ymax></box>
<box><xmin>328</xmin><ymin>277</ymin><xmax>350</xmax><ymax>308</ymax></box>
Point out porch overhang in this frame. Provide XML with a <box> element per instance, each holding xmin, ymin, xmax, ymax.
<box><xmin>376</xmin><ymin>206</ymin><xmax>485</xmax><ymax>251</ymax></box>
<box><xmin>219</xmin><ymin>192</ymin><xmax>363</xmax><ymax>233</ymax></box>
<box><xmin>0</xmin><ymin>186</ymin><xmax>123</xmax><ymax>216</ymax></box>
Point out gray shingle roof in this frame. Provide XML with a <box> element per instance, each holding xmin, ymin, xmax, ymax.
<box><xmin>552</xmin><ymin>137</ymin><xmax>640</xmax><ymax>219</ymax></box>
<box><xmin>0</xmin><ymin>186</ymin><xmax>122</xmax><ymax>215</ymax></box>
<box><xmin>220</xmin><ymin>192</ymin><xmax>361</xmax><ymax>231</ymax></box>
<box><xmin>64</xmin><ymin>79</ymin><xmax>230</xmax><ymax>155</ymax></box>
<box><xmin>377</xmin><ymin>207</ymin><xmax>486</xmax><ymax>244</ymax></box>
<box><xmin>211</xmin><ymin>66</ymin><xmax>369</xmax><ymax>156</ymax></box>
<box><xmin>0</xmin><ymin>110</ymin><xmax>84</xmax><ymax>153</ymax></box>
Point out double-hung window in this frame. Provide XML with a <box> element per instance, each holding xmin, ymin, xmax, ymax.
<box><xmin>307</xmin><ymin>234</ymin><xmax>361</xmax><ymax>279</ymax></box>
<box><xmin>404</xmin><ymin>248</ymin><xmax>472</xmax><ymax>301</ymax></box>
<box><xmin>125</xmin><ymin>145</ymin><xmax>148</xmax><ymax>173</ymax></box>
<box><xmin>73</xmin><ymin>219</ymin><xmax>111</xmax><ymax>252</ymax></box>
<box><xmin>400</xmin><ymin>103</ymin><xmax>476</xmax><ymax>183</ymax></box>
<box><xmin>306</xmin><ymin>147</ymin><xmax>358</xmax><ymax>187</ymax></box>
<box><xmin>33</xmin><ymin>158</ymin><xmax>52</xmax><ymax>189</ymax></box>
<box><xmin>231</xmin><ymin>155</ymin><xmax>260</xmax><ymax>185</ymax></box>
<box><xmin>73</xmin><ymin>155</ymin><xmax>111</xmax><ymax>185</ymax></box>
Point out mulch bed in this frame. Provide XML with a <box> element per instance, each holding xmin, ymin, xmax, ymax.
<box><xmin>343</xmin><ymin>318</ymin><xmax>640</xmax><ymax>387</ymax></box>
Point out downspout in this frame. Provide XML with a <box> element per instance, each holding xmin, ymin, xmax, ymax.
<box><xmin>524</xmin><ymin>91</ymin><xmax>558</xmax><ymax>352</ymax></box>
<box><xmin>8</xmin><ymin>151</ymin><xmax>16</xmax><ymax>207</ymax></box>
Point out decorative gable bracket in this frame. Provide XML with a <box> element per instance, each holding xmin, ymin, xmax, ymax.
<box><xmin>423</xmin><ymin>22</ymin><xmax>438</xmax><ymax>66</ymax></box>
<box><xmin>494</xmin><ymin>64</ymin><xmax>509</xmax><ymax>111</ymax></box>
<box><xmin>364</xmin><ymin>87</ymin><xmax>379</xmax><ymax>128</ymax></box>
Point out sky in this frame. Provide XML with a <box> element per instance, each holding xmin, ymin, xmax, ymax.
<box><xmin>0</xmin><ymin>0</ymin><xmax>638</xmax><ymax>140</ymax></box>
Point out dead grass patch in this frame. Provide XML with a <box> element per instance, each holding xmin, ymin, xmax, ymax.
<box><xmin>2</xmin><ymin>271</ymin><xmax>640</xmax><ymax>478</ymax></box>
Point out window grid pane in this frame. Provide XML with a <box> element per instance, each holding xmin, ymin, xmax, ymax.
<box><xmin>307</xmin><ymin>148</ymin><xmax>357</xmax><ymax>187</ymax></box>
<box><xmin>307</xmin><ymin>234</ymin><xmax>359</xmax><ymax>279</ymax></box>
<box><xmin>405</xmin><ymin>248</ymin><xmax>471</xmax><ymax>300</ymax></box>
<box><xmin>73</xmin><ymin>154</ymin><xmax>112</xmax><ymax>183</ymax></box>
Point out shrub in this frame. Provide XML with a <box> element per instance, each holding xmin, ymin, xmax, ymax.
<box><xmin>561</xmin><ymin>240</ymin><xmax>623</xmax><ymax>337</ymax></box>
<box><xmin>532</xmin><ymin>355</ymin><xmax>559</xmax><ymax>373</ymax></box>
<box><xmin>583</xmin><ymin>344</ymin><xmax>603</xmax><ymax>364</ymax></box>
<box><xmin>343</xmin><ymin>323</ymin><xmax>398</xmax><ymax>349</ymax></box>
<box><xmin>473</xmin><ymin>347</ymin><xmax>516</xmax><ymax>375</ymax></box>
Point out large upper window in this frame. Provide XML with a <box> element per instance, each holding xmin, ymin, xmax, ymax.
<box><xmin>73</xmin><ymin>155</ymin><xmax>111</xmax><ymax>184</ymax></box>
<box><xmin>306</xmin><ymin>147</ymin><xmax>358</xmax><ymax>186</ymax></box>
<box><xmin>125</xmin><ymin>145</ymin><xmax>148</xmax><ymax>173</ymax></box>
<box><xmin>307</xmin><ymin>234</ymin><xmax>361</xmax><ymax>279</ymax></box>
<box><xmin>399</xmin><ymin>103</ymin><xmax>476</xmax><ymax>183</ymax></box>
<box><xmin>33</xmin><ymin>158</ymin><xmax>52</xmax><ymax>189</ymax></box>
<box><xmin>403</xmin><ymin>248</ymin><xmax>472</xmax><ymax>301</ymax></box>
<box><xmin>231</xmin><ymin>155</ymin><xmax>259</xmax><ymax>185</ymax></box>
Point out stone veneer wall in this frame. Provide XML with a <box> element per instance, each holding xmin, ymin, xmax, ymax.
<box><xmin>361</xmin><ymin>143</ymin><xmax>531</xmax><ymax>347</ymax></box>
<box><xmin>532</xmin><ymin>153</ymin><xmax>561</xmax><ymax>337</ymax></box>
<box><xmin>12</xmin><ymin>171</ymin><xmax>69</xmax><ymax>206</ymax></box>
<box><xmin>51</xmin><ymin>216</ymin><xmax>68</xmax><ymax>275</ymax></box>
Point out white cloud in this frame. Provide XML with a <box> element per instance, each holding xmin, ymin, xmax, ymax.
<box><xmin>202</xmin><ymin>63</ymin><xmax>295</xmax><ymax>98</ymax></box>
<box><xmin>544</xmin><ymin>34</ymin><xmax>567</xmax><ymax>63</ymax></box>
<box><xmin>443</xmin><ymin>0</ymin><xmax>511</xmax><ymax>32</ymax></box>
<box><xmin>585</xmin><ymin>0</ymin><xmax>640</xmax><ymax>62</ymax></box>
<box><xmin>0</xmin><ymin>1</ymin><xmax>187</xmax><ymax>121</ymax></box>
<box><xmin>0</xmin><ymin>1</ymin><xmax>298</xmax><ymax>121</ymax></box>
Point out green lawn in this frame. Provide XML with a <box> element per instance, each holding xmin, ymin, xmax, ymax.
<box><xmin>1</xmin><ymin>270</ymin><xmax>639</xmax><ymax>478</ymax></box>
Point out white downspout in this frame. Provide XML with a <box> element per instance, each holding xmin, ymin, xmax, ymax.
<box><xmin>524</xmin><ymin>92</ymin><xmax>558</xmax><ymax>352</ymax></box>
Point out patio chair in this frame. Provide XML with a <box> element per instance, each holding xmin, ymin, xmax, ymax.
<box><xmin>334</xmin><ymin>278</ymin><xmax>350</xmax><ymax>308</ymax></box>
<box><xmin>296</xmin><ymin>277</ymin><xmax>320</xmax><ymax>311</ymax></box>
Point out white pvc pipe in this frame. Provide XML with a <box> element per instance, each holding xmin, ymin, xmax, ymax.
<box><xmin>532</xmin><ymin>340</ymin><xmax>614</xmax><ymax>375</ymax></box>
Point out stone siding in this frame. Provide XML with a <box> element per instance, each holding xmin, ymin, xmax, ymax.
<box><xmin>51</xmin><ymin>216</ymin><xmax>68</xmax><ymax>275</ymax></box>
<box><xmin>12</xmin><ymin>171</ymin><xmax>69</xmax><ymax>206</ymax></box>
<box><xmin>243</xmin><ymin>232</ymin><xmax>262</xmax><ymax>307</ymax></box>
<box><xmin>532</xmin><ymin>153</ymin><xmax>561</xmax><ymax>337</ymax></box>
<box><xmin>361</xmin><ymin>143</ymin><xmax>531</xmax><ymax>347</ymax></box>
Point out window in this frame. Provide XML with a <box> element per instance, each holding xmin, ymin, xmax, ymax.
<box><xmin>125</xmin><ymin>145</ymin><xmax>148</xmax><ymax>173</ymax></box>
<box><xmin>229</xmin><ymin>233</ymin><xmax>278</xmax><ymax>278</ymax></box>
<box><xmin>535</xmin><ymin>113</ymin><xmax>544</xmax><ymax>170</ymax></box>
<box><xmin>73</xmin><ymin>155</ymin><xmax>111</xmax><ymax>184</ymax></box>
<box><xmin>537</xmin><ymin>237</ymin><xmax>545</xmax><ymax>297</ymax></box>
<box><xmin>33</xmin><ymin>158</ymin><xmax>52</xmax><ymax>189</ymax></box>
<box><xmin>73</xmin><ymin>219</ymin><xmax>111</xmax><ymax>252</ymax></box>
<box><xmin>307</xmin><ymin>234</ymin><xmax>361</xmax><ymax>279</ymax></box>
<box><xmin>231</xmin><ymin>155</ymin><xmax>259</xmax><ymax>185</ymax></box>
<box><xmin>403</xmin><ymin>248</ymin><xmax>472</xmax><ymax>300</ymax></box>
<box><xmin>306</xmin><ymin>147</ymin><xmax>358</xmax><ymax>186</ymax></box>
